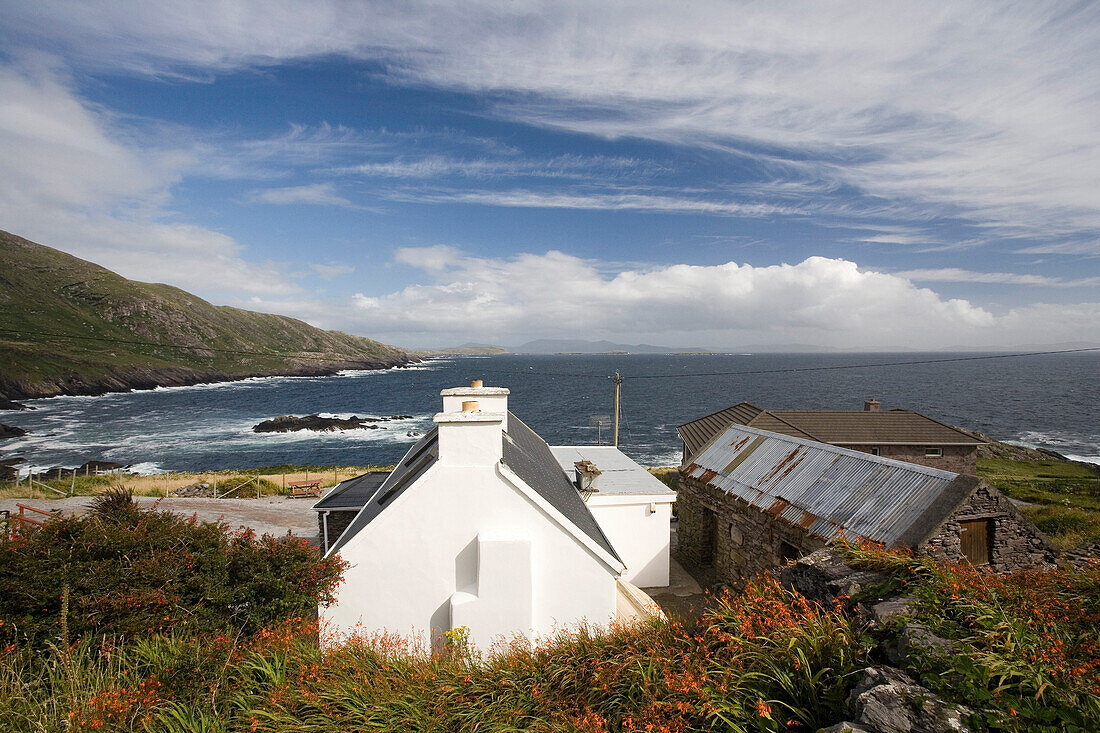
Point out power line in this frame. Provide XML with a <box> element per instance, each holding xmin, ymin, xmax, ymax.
<box><xmin>619</xmin><ymin>346</ymin><xmax>1100</xmax><ymax>381</ymax></box>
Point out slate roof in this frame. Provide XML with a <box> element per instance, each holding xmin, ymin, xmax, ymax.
<box><xmin>325</xmin><ymin>428</ymin><xmax>439</xmax><ymax>556</ymax></box>
<box><xmin>312</xmin><ymin>471</ymin><xmax>389</xmax><ymax>511</ymax></box>
<box><xmin>504</xmin><ymin>416</ymin><xmax>621</xmax><ymax>561</ymax></box>
<box><xmin>324</xmin><ymin>413</ymin><xmax>622</xmax><ymax>563</ymax></box>
<box><xmin>678</xmin><ymin>402</ymin><xmax>984</xmax><ymax>459</ymax></box>
<box><xmin>683</xmin><ymin>424</ymin><xmax>980</xmax><ymax>549</ymax></box>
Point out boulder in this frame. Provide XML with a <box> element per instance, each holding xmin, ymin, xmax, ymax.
<box><xmin>871</xmin><ymin>596</ymin><xmax>917</xmax><ymax>626</ymax></box>
<box><xmin>0</xmin><ymin>396</ymin><xmax>29</xmax><ymax>411</ymax></box>
<box><xmin>884</xmin><ymin>623</ymin><xmax>958</xmax><ymax>665</ymax></box>
<box><xmin>821</xmin><ymin>724</ymin><xmax>874</xmax><ymax>733</ymax></box>
<box><xmin>173</xmin><ymin>482</ymin><xmax>214</xmax><ymax>498</ymax></box>
<box><xmin>781</xmin><ymin>548</ymin><xmax>889</xmax><ymax>602</ymax></box>
<box><xmin>0</xmin><ymin>423</ymin><xmax>26</xmax><ymax>439</ymax></box>
<box><xmin>844</xmin><ymin>666</ymin><xmax>970</xmax><ymax>733</ymax></box>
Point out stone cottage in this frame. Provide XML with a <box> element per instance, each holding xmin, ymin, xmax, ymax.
<box><xmin>678</xmin><ymin>399</ymin><xmax>986</xmax><ymax>473</ymax></box>
<box><xmin>677</xmin><ymin>424</ymin><xmax>1054</xmax><ymax>583</ymax></box>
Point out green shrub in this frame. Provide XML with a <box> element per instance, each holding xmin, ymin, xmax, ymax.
<box><xmin>0</xmin><ymin>505</ymin><xmax>345</xmax><ymax>648</ymax></box>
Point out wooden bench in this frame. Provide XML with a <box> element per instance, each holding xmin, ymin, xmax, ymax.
<box><xmin>286</xmin><ymin>479</ymin><xmax>323</xmax><ymax>498</ymax></box>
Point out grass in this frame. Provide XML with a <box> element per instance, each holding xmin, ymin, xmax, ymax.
<box><xmin>0</xmin><ymin>465</ymin><xmax>395</xmax><ymax>501</ymax></box>
<box><xmin>977</xmin><ymin>457</ymin><xmax>1100</xmax><ymax>549</ymax></box>
<box><xmin>3</xmin><ymin>541</ymin><xmax>1097</xmax><ymax>732</ymax></box>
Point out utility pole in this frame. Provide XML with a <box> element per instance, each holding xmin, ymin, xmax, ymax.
<box><xmin>612</xmin><ymin>371</ymin><xmax>623</xmax><ymax>447</ymax></box>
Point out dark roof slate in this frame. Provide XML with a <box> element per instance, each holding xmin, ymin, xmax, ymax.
<box><xmin>677</xmin><ymin>402</ymin><xmax>764</xmax><ymax>458</ymax></box>
<box><xmin>313</xmin><ymin>471</ymin><xmax>389</xmax><ymax>510</ymax></box>
<box><xmin>503</xmin><ymin>414</ymin><xmax>621</xmax><ymax>562</ymax></box>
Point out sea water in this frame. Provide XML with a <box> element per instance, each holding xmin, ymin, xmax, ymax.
<box><xmin>2</xmin><ymin>352</ymin><xmax>1097</xmax><ymax>472</ymax></box>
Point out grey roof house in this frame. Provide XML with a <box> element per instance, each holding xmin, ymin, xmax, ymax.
<box><xmin>677</xmin><ymin>424</ymin><xmax>1053</xmax><ymax>582</ymax></box>
<box><xmin>678</xmin><ymin>399</ymin><xmax>986</xmax><ymax>474</ymax></box>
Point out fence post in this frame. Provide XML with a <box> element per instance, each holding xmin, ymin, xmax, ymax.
<box><xmin>70</xmin><ymin>469</ymin><xmax>76</xmax><ymax>497</ymax></box>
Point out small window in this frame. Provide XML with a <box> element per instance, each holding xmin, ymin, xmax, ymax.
<box><xmin>869</xmin><ymin>447</ymin><xmax>880</xmax><ymax>456</ymax></box>
<box><xmin>924</xmin><ymin>447</ymin><xmax>943</xmax><ymax>458</ymax></box>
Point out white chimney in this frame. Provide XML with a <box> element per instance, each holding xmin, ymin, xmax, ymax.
<box><xmin>441</xmin><ymin>380</ymin><xmax>509</xmax><ymax>430</ymax></box>
<box><xmin>434</xmin><ymin>381</ymin><xmax>507</xmax><ymax>466</ymax></box>
<box><xmin>864</xmin><ymin>398</ymin><xmax>881</xmax><ymax>412</ymax></box>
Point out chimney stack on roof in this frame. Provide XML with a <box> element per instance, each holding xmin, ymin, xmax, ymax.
<box><xmin>435</xmin><ymin>382</ymin><xmax>507</xmax><ymax>466</ymax></box>
<box><xmin>573</xmin><ymin>460</ymin><xmax>602</xmax><ymax>493</ymax></box>
<box><xmin>864</xmin><ymin>398</ymin><xmax>881</xmax><ymax>412</ymax></box>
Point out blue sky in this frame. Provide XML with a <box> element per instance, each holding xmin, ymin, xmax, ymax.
<box><xmin>1</xmin><ymin>1</ymin><xmax>1098</xmax><ymax>350</ymax></box>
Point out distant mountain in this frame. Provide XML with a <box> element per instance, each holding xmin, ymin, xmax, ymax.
<box><xmin>514</xmin><ymin>339</ymin><xmax>708</xmax><ymax>354</ymax></box>
<box><xmin>0</xmin><ymin>230</ymin><xmax>417</xmax><ymax>399</ymax></box>
<box><xmin>416</xmin><ymin>345</ymin><xmax>510</xmax><ymax>356</ymax></box>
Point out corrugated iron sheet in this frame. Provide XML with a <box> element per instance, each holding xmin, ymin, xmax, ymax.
<box><xmin>688</xmin><ymin>425</ymin><xmax>962</xmax><ymax>547</ymax></box>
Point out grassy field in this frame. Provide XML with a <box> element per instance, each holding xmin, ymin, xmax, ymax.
<box><xmin>0</xmin><ymin>465</ymin><xmax>393</xmax><ymax>501</ymax></box>
<box><xmin>977</xmin><ymin>457</ymin><xmax>1100</xmax><ymax>549</ymax></box>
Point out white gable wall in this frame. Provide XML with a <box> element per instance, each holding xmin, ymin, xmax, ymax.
<box><xmin>321</xmin><ymin>460</ymin><xmax>619</xmax><ymax>654</ymax></box>
<box><xmin>587</xmin><ymin>495</ymin><xmax>674</xmax><ymax>587</ymax></box>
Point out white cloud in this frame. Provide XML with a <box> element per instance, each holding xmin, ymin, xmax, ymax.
<box><xmin>11</xmin><ymin>1</ymin><xmax>1095</xmax><ymax>243</ymax></box>
<box><xmin>397</xmin><ymin>189</ymin><xmax>798</xmax><ymax>217</ymax></box>
<box><xmin>247</xmin><ymin>183</ymin><xmax>351</xmax><ymax>206</ymax></box>
<box><xmin>897</xmin><ymin>268</ymin><xmax>1100</xmax><ymax>288</ymax></box>
<box><xmin>310</xmin><ymin>262</ymin><xmax>355</xmax><ymax>279</ymax></box>
<box><xmin>0</xmin><ymin>61</ymin><xmax>296</xmax><ymax>294</ymax></box>
<box><xmin>342</xmin><ymin>248</ymin><xmax>1098</xmax><ymax>350</ymax></box>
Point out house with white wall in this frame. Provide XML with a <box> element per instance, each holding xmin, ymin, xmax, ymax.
<box><xmin>321</xmin><ymin>381</ymin><xmax>665</xmax><ymax>654</ymax></box>
<box><xmin>549</xmin><ymin>446</ymin><xmax>675</xmax><ymax>587</ymax></box>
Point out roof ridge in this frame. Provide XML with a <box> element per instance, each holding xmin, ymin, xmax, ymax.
<box><xmin>754</xmin><ymin>409</ymin><xmax>826</xmax><ymax>441</ymax></box>
<box><xmin>676</xmin><ymin>401</ymin><xmax>762</xmax><ymax>429</ymax></box>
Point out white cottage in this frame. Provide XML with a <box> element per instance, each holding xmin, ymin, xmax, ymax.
<box><xmin>321</xmin><ymin>381</ymin><xmax>663</xmax><ymax>653</ymax></box>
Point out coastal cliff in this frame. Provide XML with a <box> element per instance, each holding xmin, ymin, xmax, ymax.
<box><xmin>0</xmin><ymin>230</ymin><xmax>418</xmax><ymax>399</ymax></box>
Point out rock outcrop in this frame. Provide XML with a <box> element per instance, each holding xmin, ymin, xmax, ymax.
<box><xmin>252</xmin><ymin>414</ymin><xmax>414</xmax><ymax>433</ymax></box>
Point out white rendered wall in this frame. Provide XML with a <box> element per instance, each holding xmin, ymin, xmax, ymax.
<box><xmin>321</xmin><ymin>462</ymin><xmax>619</xmax><ymax>654</ymax></box>
<box><xmin>588</xmin><ymin>497</ymin><xmax>673</xmax><ymax>587</ymax></box>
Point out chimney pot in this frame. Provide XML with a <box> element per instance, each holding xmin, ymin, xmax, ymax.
<box><xmin>462</xmin><ymin>400</ymin><xmax>479</xmax><ymax>412</ymax></box>
<box><xmin>470</xmin><ymin>379</ymin><xmax>483</xmax><ymax>388</ymax></box>
<box><xmin>864</xmin><ymin>398</ymin><xmax>881</xmax><ymax>412</ymax></box>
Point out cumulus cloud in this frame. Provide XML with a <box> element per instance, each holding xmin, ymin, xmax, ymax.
<box><xmin>7</xmin><ymin>1</ymin><xmax>1098</xmax><ymax>245</ymax></box>
<box><xmin>0</xmin><ymin>62</ymin><xmax>295</xmax><ymax>293</ymax></box>
<box><xmin>340</xmin><ymin>249</ymin><xmax>1099</xmax><ymax>350</ymax></box>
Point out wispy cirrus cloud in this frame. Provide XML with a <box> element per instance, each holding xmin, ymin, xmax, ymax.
<box><xmin>390</xmin><ymin>188</ymin><xmax>800</xmax><ymax>217</ymax></box>
<box><xmin>247</xmin><ymin>182</ymin><xmax>352</xmax><ymax>207</ymax></box>
<box><xmin>6</xmin><ymin>2</ymin><xmax>1098</xmax><ymax>247</ymax></box>
<box><xmin>896</xmin><ymin>268</ymin><xmax>1100</xmax><ymax>288</ymax></box>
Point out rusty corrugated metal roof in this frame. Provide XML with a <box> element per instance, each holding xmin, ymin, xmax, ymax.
<box><xmin>684</xmin><ymin>424</ymin><xmax>976</xmax><ymax>548</ymax></box>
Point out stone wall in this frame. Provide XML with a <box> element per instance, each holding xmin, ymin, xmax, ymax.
<box><xmin>318</xmin><ymin>510</ymin><xmax>358</xmax><ymax>553</ymax></box>
<box><xmin>845</xmin><ymin>444</ymin><xmax>977</xmax><ymax>474</ymax></box>
<box><xmin>678</xmin><ymin>472</ymin><xmax>1053</xmax><ymax>584</ymax></box>
<box><xmin>677</xmin><ymin>474</ymin><xmax>825</xmax><ymax>585</ymax></box>
<box><xmin>922</xmin><ymin>484</ymin><xmax>1056</xmax><ymax>571</ymax></box>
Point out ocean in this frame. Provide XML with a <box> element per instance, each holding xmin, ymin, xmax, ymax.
<box><xmin>2</xmin><ymin>352</ymin><xmax>1098</xmax><ymax>473</ymax></box>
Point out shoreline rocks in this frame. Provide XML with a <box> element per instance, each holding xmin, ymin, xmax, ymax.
<box><xmin>0</xmin><ymin>423</ymin><xmax>27</xmax><ymax>439</ymax></box>
<box><xmin>252</xmin><ymin>414</ymin><xmax>414</xmax><ymax>433</ymax></box>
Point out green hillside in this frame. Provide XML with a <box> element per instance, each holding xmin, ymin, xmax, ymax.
<box><xmin>0</xmin><ymin>230</ymin><xmax>416</xmax><ymax>399</ymax></box>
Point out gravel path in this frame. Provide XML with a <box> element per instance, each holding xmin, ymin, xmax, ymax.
<box><xmin>0</xmin><ymin>495</ymin><xmax>320</xmax><ymax>543</ymax></box>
